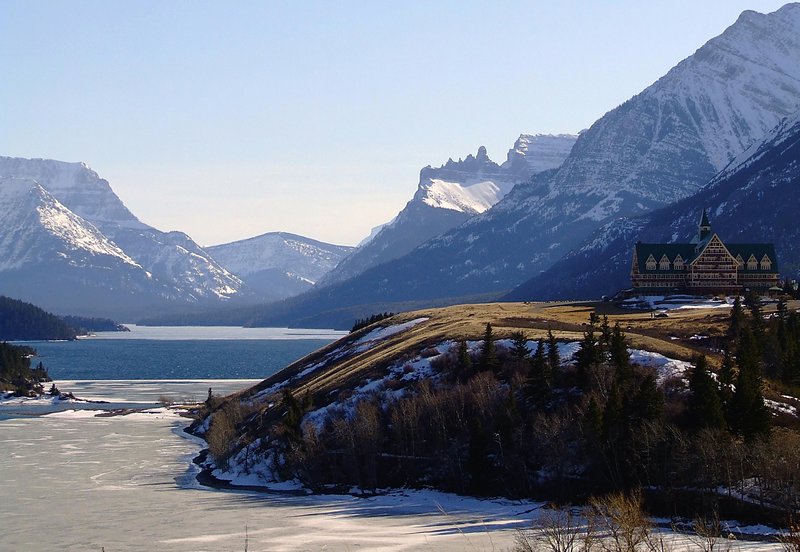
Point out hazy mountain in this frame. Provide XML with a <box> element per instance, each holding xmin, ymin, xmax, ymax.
<box><xmin>321</xmin><ymin>135</ymin><xmax>577</xmax><ymax>286</ymax></box>
<box><xmin>0</xmin><ymin>157</ymin><xmax>248</xmax><ymax>308</ymax></box>
<box><xmin>506</xmin><ymin>108</ymin><xmax>800</xmax><ymax>300</ymax></box>
<box><xmin>207</xmin><ymin>232</ymin><xmax>355</xmax><ymax>302</ymax></box>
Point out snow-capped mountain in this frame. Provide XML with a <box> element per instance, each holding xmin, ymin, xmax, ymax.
<box><xmin>320</xmin><ymin>137</ymin><xmax>576</xmax><ymax>285</ymax></box>
<box><xmin>207</xmin><ymin>233</ymin><xmax>355</xmax><ymax>302</ymax></box>
<box><xmin>507</xmin><ymin>108</ymin><xmax>800</xmax><ymax>300</ymax></box>
<box><xmin>501</xmin><ymin>133</ymin><xmax>581</xmax><ymax>176</ymax></box>
<box><xmin>0</xmin><ymin>177</ymin><xmax>181</xmax><ymax>317</ymax></box>
<box><xmin>0</xmin><ymin>156</ymin><xmax>248</xmax><ymax>311</ymax></box>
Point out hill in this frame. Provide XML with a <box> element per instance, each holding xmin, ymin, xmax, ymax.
<box><xmin>191</xmin><ymin>299</ymin><xmax>800</xmax><ymax>522</ymax></box>
<box><xmin>0</xmin><ymin>295</ymin><xmax>78</xmax><ymax>341</ymax></box>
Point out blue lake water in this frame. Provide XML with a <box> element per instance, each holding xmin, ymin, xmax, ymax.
<box><xmin>20</xmin><ymin>325</ymin><xmax>345</xmax><ymax>380</ymax></box>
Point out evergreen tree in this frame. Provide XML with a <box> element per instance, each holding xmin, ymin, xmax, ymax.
<box><xmin>728</xmin><ymin>295</ymin><xmax>745</xmax><ymax>342</ymax></box>
<box><xmin>728</xmin><ymin>329</ymin><xmax>771</xmax><ymax>441</ymax></box>
<box><xmin>609</xmin><ymin>323</ymin><xmax>632</xmax><ymax>384</ymax></box>
<box><xmin>575</xmin><ymin>315</ymin><xmax>602</xmax><ymax>389</ymax></box>
<box><xmin>632</xmin><ymin>374</ymin><xmax>664</xmax><ymax>422</ymax></box>
<box><xmin>600</xmin><ymin>315</ymin><xmax>612</xmax><ymax>349</ymax></box>
<box><xmin>546</xmin><ymin>329</ymin><xmax>560</xmax><ymax>378</ymax></box>
<box><xmin>525</xmin><ymin>340</ymin><xmax>551</xmax><ymax>408</ymax></box>
<box><xmin>478</xmin><ymin>323</ymin><xmax>500</xmax><ymax>373</ymax></box>
<box><xmin>509</xmin><ymin>331</ymin><xmax>530</xmax><ymax>361</ymax></box>
<box><xmin>687</xmin><ymin>356</ymin><xmax>726</xmax><ymax>432</ymax></box>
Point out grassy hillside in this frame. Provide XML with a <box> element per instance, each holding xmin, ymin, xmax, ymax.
<box><xmin>194</xmin><ymin>299</ymin><xmax>800</xmax><ymax>524</ymax></box>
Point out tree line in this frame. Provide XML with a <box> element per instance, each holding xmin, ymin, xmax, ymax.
<box><xmin>0</xmin><ymin>341</ymin><xmax>51</xmax><ymax>396</ymax></box>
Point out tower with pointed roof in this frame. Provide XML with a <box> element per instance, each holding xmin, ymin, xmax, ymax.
<box><xmin>631</xmin><ymin>210</ymin><xmax>779</xmax><ymax>293</ymax></box>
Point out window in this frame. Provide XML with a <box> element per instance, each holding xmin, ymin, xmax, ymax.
<box><xmin>646</xmin><ymin>254</ymin><xmax>657</xmax><ymax>271</ymax></box>
<box><xmin>674</xmin><ymin>255</ymin><xmax>684</xmax><ymax>270</ymax></box>
<box><xmin>747</xmin><ymin>255</ymin><xmax>758</xmax><ymax>271</ymax></box>
<box><xmin>735</xmin><ymin>254</ymin><xmax>744</xmax><ymax>267</ymax></box>
<box><xmin>761</xmin><ymin>255</ymin><xmax>772</xmax><ymax>271</ymax></box>
<box><xmin>659</xmin><ymin>255</ymin><xmax>670</xmax><ymax>270</ymax></box>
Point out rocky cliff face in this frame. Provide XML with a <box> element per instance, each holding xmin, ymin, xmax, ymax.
<box><xmin>320</xmin><ymin>135</ymin><xmax>577</xmax><ymax>286</ymax></box>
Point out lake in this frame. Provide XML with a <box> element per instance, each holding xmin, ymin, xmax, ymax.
<box><xmin>0</xmin><ymin>326</ymin><xmax>536</xmax><ymax>551</ymax></box>
<box><xmin>22</xmin><ymin>324</ymin><xmax>346</xmax><ymax>380</ymax></box>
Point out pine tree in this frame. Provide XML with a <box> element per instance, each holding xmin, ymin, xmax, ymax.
<box><xmin>575</xmin><ymin>315</ymin><xmax>602</xmax><ymax>389</ymax></box>
<box><xmin>478</xmin><ymin>323</ymin><xmax>500</xmax><ymax>373</ymax></box>
<box><xmin>609</xmin><ymin>323</ymin><xmax>632</xmax><ymax>384</ymax></box>
<box><xmin>687</xmin><ymin>356</ymin><xmax>726</xmax><ymax>432</ymax></box>
<box><xmin>632</xmin><ymin>374</ymin><xmax>664</xmax><ymax>422</ymax></box>
<box><xmin>728</xmin><ymin>329</ymin><xmax>770</xmax><ymax>441</ymax></box>
<box><xmin>509</xmin><ymin>331</ymin><xmax>530</xmax><ymax>361</ymax></box>
<box><xmin>547</xmin><ymin>329</ymin><xmax>560</xmax><ymax>378</ymax></box>
<box><xmin>728</xmin><ymin>295</ymin><xmax>745</xmax><ymax>342</ymax></box>
<box><xmin>525</xmin><ymin>340</ymin><xmax>551</xmax><ymax>409</ymax></box>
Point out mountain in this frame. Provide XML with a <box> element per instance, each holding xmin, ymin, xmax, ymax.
<box><xmin>206</xmin><ymin>232</ymin><xmax>355</xmax><ymax>302</ymax></box>
<box><xmin>320</xmin><ymin>135</ymin><xmax>576</xmax><ymax>286</ymax></box>
<box><xmin>0</xmin><ymin>295</ymin><xmax>79</xmax><ymax>341</ymax></box>
<box><xmin>0</xmin><ymin>157</ymin><xmax>253</xmax><ymax>316</ymax></box>
<box><xmin>506</xmin><ymin>108</ymin><xmax>800</xmax><ymax>300</ymax></box>
<box><xmin>300</xmin><ymin>4</ymin><xmax>800</xmax><ymax>307</ymax></box>
<box><xmin>0</xmin><ymin>157</ymin><xmax>247</xmax><ymax>303</ymax></box>
<box><xmin>0</xmin><ymin>177</ymin><xmax>184</xmax><ymax>317</ymax></box>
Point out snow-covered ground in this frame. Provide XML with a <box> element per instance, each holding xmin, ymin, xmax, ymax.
<box><xmin>622</xmin><ymin>294</ymin><xmax>735</xmax><ymax>311</ymax></box>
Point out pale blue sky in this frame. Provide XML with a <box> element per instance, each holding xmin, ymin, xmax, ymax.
<box><xmin>1</xmin><ymin>1</ymin><xmax>790</xmax><ymax>246</ymax></box>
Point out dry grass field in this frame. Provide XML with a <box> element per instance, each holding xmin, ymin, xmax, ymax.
<box><xmin>227</xmin><ymin>299</ymin><xmax>798</xmax><ymax>411</ymax></box>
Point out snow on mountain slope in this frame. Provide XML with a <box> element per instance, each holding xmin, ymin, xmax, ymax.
<box><xmin>506</xmin><ymin>108</ymin><xmax>800</xmax><ymax>301</ymax></box>
<box><xmin>501</xmin><ymin>134</ymin><xmax>579</xmax><ymax>176</ymax></box>
<box><xmin>321</xmin><ymin>138</ymin><xmax>576</xmax><ymax>286</ymax></box>
<box><xmin>0</xmin><ymin>157</ymin><xmax>247</xmax><ymax>305</ymax></box>
<box><xmin>0</xmin><ymin>157</ymin><xmax>146</xmax><ymax>229</ymax></box>
<box><xmin>0</xmin><ymin>178</ymin><xmax>141</xmax><ymax>271</ymax></box>
<box><xmin>0</xmin><ymin>177</ymin><xmax>190</xmax><ymax>317</ymax></box>
<box><xmin>207</xmin><ymin>233</ymin><xmax>354</xmax><ymax>301</ymax></box>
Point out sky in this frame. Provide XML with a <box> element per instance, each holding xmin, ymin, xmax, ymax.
<box><xmin>0</xmin><ymin>1</ymin><xmax>791</xmax><ymax>246</ymax></box>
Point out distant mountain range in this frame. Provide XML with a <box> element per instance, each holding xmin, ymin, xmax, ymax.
<box><xmin>0</xmin><ymin>158</ymin><xmax>351</xmax><ymax>318</ymax></box>
<box><xmin>207</xmin><ymin>233</ymin><xmax>354</xmax><ymax>302</ymax></box>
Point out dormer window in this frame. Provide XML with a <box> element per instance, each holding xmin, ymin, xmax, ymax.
<box><xmin>747</xmin><ymin>255</ymin><xmax>758</xmax><ymax>271</ymax></box>
<box><xmin>674</xmin><ymin>255</ymin><xmax>684</xmax><ymax>270</ymax></box>
<box><xmin>735</xmin><ymin>254</ymin><xmax>744</xmax><ymax>268</ymax></box>
<box><xmin>645</xmin><ymin>254</ymin><xmax>657</xmax><ymax>271</ymax></box>
<box><xmin>659</xmin><ymin>255</ymin><xmax>670</xmax><ymax>271</ymax></box>
<box><xmin>760</xmin><ymin>255</ymin><xmax>772</xmax><ymax>271</ymax></box>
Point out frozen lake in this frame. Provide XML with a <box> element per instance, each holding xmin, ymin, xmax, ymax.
<box><xmin>0</xmin><ymin>381</ymin><xmax>537</xmax><ymax>551</ymax></box>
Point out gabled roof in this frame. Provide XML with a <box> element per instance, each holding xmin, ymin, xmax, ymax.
<box><xmin>634</xmin><ymin>243</ymin><xmax>696</xmax><ymax>273</ymax></box>
<box><xmin>634</xmin><ymin>239</ymin><xmax>779</xmax><ymax>273</ymax></box>
<box><xmin>725</xmin><ymin>243</ymin><xmax>779</xmax><ymax>272</ymax></box>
